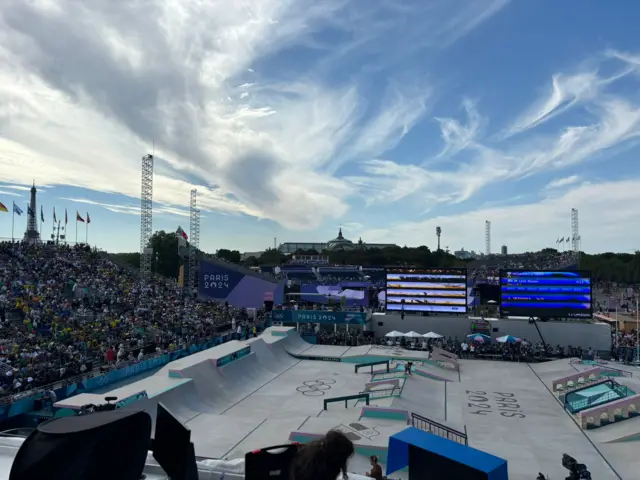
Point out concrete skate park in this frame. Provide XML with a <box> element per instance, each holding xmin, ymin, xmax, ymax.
<box><xmin>55</xmin><ymin>327</ymin><xmax>639</xmax><ymax>479</ymax></box>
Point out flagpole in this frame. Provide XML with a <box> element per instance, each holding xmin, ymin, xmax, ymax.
<box><xmin>11</xmin><ymin>207</ymin><xmax>14</xmax><ymax>242</ymax></box>
<box><xmin>85</xmin><ymin>219</ymin><xmax>88</xmax><ymax>244</ymax></box>
<box><xmin>75</xmin><ymin>216</ymin><xmax>78</xmax><ymax>244</ymax></box>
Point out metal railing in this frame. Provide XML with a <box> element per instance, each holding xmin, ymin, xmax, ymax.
<box><xmin>566</xmin><ymin>389</ymin><xmax>621</xmax><ymax>414</ymax></box>
<box><xmin>355</xmin><ymin>360</ymin><xmax>390</xmax><ymax>374</ymax></box>
<box><xmin>323</xmin><ymin>393</ymin><xmax>370</xmax><ymax>410</ymax></box>
<box><xmin>411</xmin><ymin>412</ymin><xmax>468</xmax><ymax>445</ymax></box>
<box><xmin>360</xmin><ymin>387</ymin><xmax>401</xmax><ymax>398</ymax></box>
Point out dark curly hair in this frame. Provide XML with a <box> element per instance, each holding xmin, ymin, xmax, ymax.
<box><xmin>290</xmin><ymin>430</ymin><xmax>355</xmax><ymax>480</ymax></box>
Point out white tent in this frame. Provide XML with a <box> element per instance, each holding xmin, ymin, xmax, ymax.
<box><xmin>403</xmin><ymin>331</ymin><xmax>424</xmax><ymax>338</ymax></box>
<box><xmin>423</xmin><ymin>332</ymin><xmax>443</xmax><ymax>339</ymax></box>
<box><xmin>384</xmin><ymin>331</ymin><xmax>405</xmax><ymax>338</ymax></box>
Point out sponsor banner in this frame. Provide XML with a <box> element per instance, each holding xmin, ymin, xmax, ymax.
<box><xmin>270</xmin><ymin>310</ymin><xmax>367</xmax><ymax>325</ymax></box>
<box><xmin>470</xmin><ymin>320</ymin><xmax>492</xmax><ymax>336</ymax></box>
<box><xmin>216</xmin><ymin>346</ymin><xmax>251</xmax><ymax>367</ymax></box>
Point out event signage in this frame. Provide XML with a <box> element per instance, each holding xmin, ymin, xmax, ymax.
<box><xmin>0</xmin><ymin>322</ymin><xmax>266</xmax><ymax>422</ymax></box>
<box><xmin>199</xmin><ymin>261</ymin><xmax>245</xmax><ymax>297</ymax></box>
<box><xmin>270</xmin><ymin>310</ymin><xmax>367</xmax><ymax>325</ymax></box>
<box><xmin>198</xmin><ymin>260</ymin><xmax>283</xmax><ymax>308</ymax></box>
<box><xmin>216</xmin><ymin>346</ymin><xmax>251</xmax><ymax>367</ymax></box>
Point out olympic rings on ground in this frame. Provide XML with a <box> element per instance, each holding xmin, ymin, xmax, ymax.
<box><xmin>296</xmin><ymin>379</ymin><xmax>336</xmax><ymax>396</ymax></box>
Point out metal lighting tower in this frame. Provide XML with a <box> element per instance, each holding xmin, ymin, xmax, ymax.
<box><xmin>485</xmin><ymin>221</ymin><xmax>491</xmax><ymax>255</ymax></box>
<box><xmin>140</xmin><ymin>154</ymin><xmax>154</xmax><ymax>280</ymax></box>
<box><xmin>188</xmin><ymin>189</ymin><xmax>200</xmax><ymax>293</ymax></box>
<box><xmin>436</xmin><ymin>226</ymin><xmax>441</xmax><ymax>251</ymax></box>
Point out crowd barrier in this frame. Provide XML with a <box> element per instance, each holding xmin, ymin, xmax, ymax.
<box><xmin>0</xmin><ymin>321</ymin><xmax>266</xmax><ymax>423</ymax></box>
<box><xmin>270</xmin><ymin>309</ymin><xmax>369</xmax><ymax>325</ymax></box>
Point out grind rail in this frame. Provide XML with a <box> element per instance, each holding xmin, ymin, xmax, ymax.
<box><xmin>411</xmin><ymin>412</ymin><xmax>468</xmax><ymax>445</ymax></box>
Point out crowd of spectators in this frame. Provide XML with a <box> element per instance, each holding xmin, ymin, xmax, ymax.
<box><xmin>468</xmin><ymin>251</ymin><xmax>578</xmax><ymax>285</ymax></box>
<box><xmin>0</xmin><ymin>242</ymin><xmax>263</xmax><ymax>403</ymax></box>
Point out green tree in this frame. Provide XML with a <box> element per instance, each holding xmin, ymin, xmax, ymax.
<box><xmin>216</xmin><ymin>248</ymin><xmax>241</xmax><ymax>263</ymax></box>
<box><xmin>148</xmin><ymin>230</ymin><xmax>181</xmax><ymax>279</ymax></box>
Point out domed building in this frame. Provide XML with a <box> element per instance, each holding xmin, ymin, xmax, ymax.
<box><xmin>276</xmin><ymin>228</ymin><xmax>397</xmax><ymax>254</ymax></box>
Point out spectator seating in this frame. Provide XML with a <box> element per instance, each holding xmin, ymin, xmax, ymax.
<box><xmin>0</xmin><ymin>241</ymin><xmax>263</xmax><ymax>405</ymax></box>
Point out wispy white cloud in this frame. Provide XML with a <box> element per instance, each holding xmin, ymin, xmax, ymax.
<box><xmin>545</xmin><ymin>175</ymin><xmax>581</xmax><ymax>189</ymax></box>
<box><xmin>1</xmin><ymin>185</ymin><xmax>31</xmax><ymax>191</ymax></box>
<box><xmin>351</xmin><ymin>52</ymin><xmax>640</xmax><ymax>210</ymax></box>
<box><xmin>0</xmin><ymin>0</ymin><xmax>510</xmax><ymax>235</ymax></box>
<box><xmin>0</xmin><ymin>190</ymin><xmax>21</xmax><ymax>196</ymax></box>
<box><xmin>359</xmin><ymin>179</ymin><xmax>640</xmax><ymax>253</ymax></box>
<box><xmin>61</xmin><ymin>197</ymin><xmax>190</xmax><ymax>218</ymax></box>
<box><xmin>433</xmin><ymin>98</ymin><xmax>483</xmax><ymax>160</ymax></box>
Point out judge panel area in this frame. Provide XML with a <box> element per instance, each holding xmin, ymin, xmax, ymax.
<box><xmin>53</xmin><ymin>327</ymin><xmax>630</xmax><ymax>479</ymax></box>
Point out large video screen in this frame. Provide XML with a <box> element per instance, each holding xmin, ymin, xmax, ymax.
<box><xmin>385</xmin><ymin>268</ymin><xmax>468</xmax><ymax>313</ymax></box>
<box><xmin>499</xmin><ymin>270</ymin><xmax>592</xmax><ymax>319</ymax></box>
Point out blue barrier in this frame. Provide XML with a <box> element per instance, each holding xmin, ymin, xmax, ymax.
<box><xmin>0</xmin><ymin>323</ymin><xmax>265</xmax><ymax>424</ymax></box>
<box><xmin>271</xmin><ymin>310</ymin><xmax>367</xmax><ymax>325</ymax></box>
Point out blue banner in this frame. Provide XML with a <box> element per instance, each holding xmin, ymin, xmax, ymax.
<box><xmin>199</xmin><ymin>260</ymin><xmax>245</xmax><ymax>298</ymax></box>
<box><xmin>270</xmin><ymin>310</ymin><xmax>367</xmax><ymax>325</ymax></box>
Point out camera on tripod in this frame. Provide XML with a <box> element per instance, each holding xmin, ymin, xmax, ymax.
<box><xmin>79</xmin><ymin>396</ymin><xmax>118</xmax><ymax>415</ymax></box>
<box><xmin>562</xmin><ymin>453</ymin><xmax>591</xmax><ymax>480</ymax></box>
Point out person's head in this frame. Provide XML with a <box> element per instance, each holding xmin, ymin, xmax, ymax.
<box><xmin>370</xmin><ymin>455</ymin><xmax>378</xmax><ymax>466</ymax></box>
<box><xmin>291</xmin><ymin>430</ymin><xmax>354</xmax><ymax>480</ymax></box>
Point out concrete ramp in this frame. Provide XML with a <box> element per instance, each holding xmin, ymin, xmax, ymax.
<box><xmin>587</xmin><ymin>416</ymin><xmax>640</xmax><ymax>443</ymax></box>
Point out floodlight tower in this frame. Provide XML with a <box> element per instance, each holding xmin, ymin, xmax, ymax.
<box><xmin>436</xmin><ymin>226</ymin><xmax>441</xmax><ymax>251</ymax></box>
<box><xmin>485</xmin><ymin>221</ymin><xmax>491</xmax><ymax>256</ymax></box>
<box><xmin>140</xmin><ymin>154</ymin><xmax>154</xmax><ymax>280</ymax></box>
<box><xmin>188</xmin><ymin>189</ymin><xmax>200</xmax><ymax>294</ymax></box>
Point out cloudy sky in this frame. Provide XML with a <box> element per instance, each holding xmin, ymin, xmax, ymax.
<box><xmin>1</xmin><ymin>0</ymin><xmax>639</xmax><ymax>254</ymax></box>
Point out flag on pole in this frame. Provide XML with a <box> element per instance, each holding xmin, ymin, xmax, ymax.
<box><xmin>65</xmin><ymin>208</ymin><xmax>68</xmax><ymax>225</ymax></box>
<box><xmin>86</xmin><ymin>213</ymin><xmax>91</xmax><ymax>224</ymax></box>
<box><xmin>40</xmin><ymin>205</ymin><xmax>44</xmax><ymax>223</ymax></box>
<box><xmin>53</xmin><ymin>207</ymin><xmax>57</xmax><ymax>224</ymax></box>
<box><xmin>0</xmin><ymin>202</ymin><xmax>7</xmax><ymax>213</ymax></box>
<box><xmin>176</xmin><ymin>226</ymin><xmax>188</xmax><ymax>240</ymax></box>
<box><xmin>27</xmin><ymin>206</ymin><xmax>34</xmax><ymax>217</ymax></box>
<box><xmin>76</xmin><ymin>212</ymin><xmax>85</xmax><ymax>223</ymax></box>
<box><xmin>13</xmin><ymin>202</ymin><xmax>23</xmax><ymax>216</ymax></box>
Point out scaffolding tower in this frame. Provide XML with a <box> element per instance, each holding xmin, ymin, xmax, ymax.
<box><xmin>571</xmin><ymin>208</ymin><xmax>581</xmax><ymax>253</ymax></box>
<box><xmin>140</xmin><ymin>154</ymin><xmax>154</xmax><ymax>280</ymax></box>
<box><xmin>485</xmin><ymin>220</ymin><xmax>491</xmax><ymax>256</ymax></box>
<box><xmin>188</xmin><ymin>189</ymin><xmax>200</xmax><ymax>293</ymax></box>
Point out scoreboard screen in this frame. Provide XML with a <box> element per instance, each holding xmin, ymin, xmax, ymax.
<box><xmin>499</xmin><ymin>270</ymin><xmax>592</xmax><ymax>319</ymax></box>
<box><xmin>385</xmin><ymin>267</ymin><xmax>467</xmax><ymax>313</ymax></box>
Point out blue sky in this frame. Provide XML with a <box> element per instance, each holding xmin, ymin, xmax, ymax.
<box><xmin>1</xmin><ymin>1</ymin><xmax>640</xmax><ymax>254</ymax></box>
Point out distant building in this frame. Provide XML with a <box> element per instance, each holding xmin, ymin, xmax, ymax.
<box><xmin>454</xmin><ymin>248</ymin><xmax>479</xmax><ymax>260</ymax></box>
<box><xmin>277</xmin><ymin>228</ymin><xmax>397</xmax><ymax>254</ymax></box>
<box><xmin>241</xmin><ymin>251</ymin><xmax>265</xmax><ymax>261</ymax></box>
<box><xmin>501</xmin><ymin>245</ymin><xmax>508</xmax><ymax>255</ymax></box>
